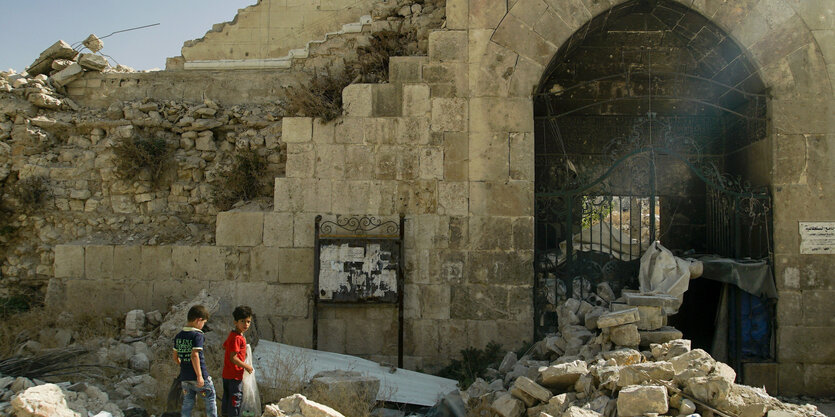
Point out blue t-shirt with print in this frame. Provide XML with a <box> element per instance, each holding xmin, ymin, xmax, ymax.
<box><xmin>173</xmin><ymin>328</ymin><xmax>209</xmax><ymax>381</ymax></box>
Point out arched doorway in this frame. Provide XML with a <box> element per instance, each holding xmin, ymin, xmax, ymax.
<box><xmin>532</xmin><ymin>0</ymin><xmax>773</xmax><ymax>368</ymax></box>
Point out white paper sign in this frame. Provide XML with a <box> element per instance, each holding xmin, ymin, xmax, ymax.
<box><xmin>799</xmin><ymin>222</ymin><xmax>835</xmax><ymax>254</ymax></box>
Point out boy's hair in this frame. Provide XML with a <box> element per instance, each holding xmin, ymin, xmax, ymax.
<box><xmin>233</xmin><ymin>305</ymin><xmax>253</xmax><ymax>321</ymax></box>
<box><xmin>187</xmin><ymin>305</ymin><xmax>210</xmax><ymax>322</ymax></box>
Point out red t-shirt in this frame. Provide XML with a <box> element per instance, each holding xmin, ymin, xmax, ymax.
<box><xmin>222</xmin><ymin>331</ymin><xmax>247</xmax><ymax>380</ymax></box>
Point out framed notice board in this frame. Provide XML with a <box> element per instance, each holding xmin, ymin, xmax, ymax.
<box><xmin>313</xmin><ymin>215</ymin><xmax>405</xmax><ymax>366</ymax></box>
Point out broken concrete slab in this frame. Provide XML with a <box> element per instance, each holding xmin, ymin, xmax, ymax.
<box><xmin>50</xmin><ymin>63</ymin><xmax>84</xmax><ymax>87</ymax></box>
<box><xmin>27</xmin><ymin>40</ymin><xmax>78</xmax><ymax>76</ymax></box>
<box><xmin>78</xmin><ymin>54</ymin><xmax>108</xmax><ymax>72</ymax></box>
<box><xmin>253</xmin><ymin>340</ymin><xmax>457</xmax><ymax>407</ymax></box>
<box><xmin>82</xmin><ymin>34</ymin><xmax>103</xmax><ymax>53</ymax></box>
<box><xmin>596</xmin><ymin>308</ymin><xmax>640</xmax><ymax>328</ymax></box>
<box><xmin>28</xmin><ymin>93</ymin><xmax>62</xmax><ymax>110</ymax></box>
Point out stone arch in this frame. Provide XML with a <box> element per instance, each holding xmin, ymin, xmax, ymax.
<box><xmin>479</xmin><ymin>0</ymin><xmax>834</xmax><ymax>394</ymax></box>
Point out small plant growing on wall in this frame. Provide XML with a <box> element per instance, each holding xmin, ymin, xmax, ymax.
<box><xmin>284</xmin><ymin>70</ymin><xmax>356</xmax><ymax>122</ymax></box>
<box><xmin>12</xmin><ymin>176</ymin><xmax>51</xmax><ymax>209</ymax></box>
<box><xmin>214</xmin><ymin>148</ymin><xmax>269</xmax><ymax>211</ymax></box>
<box><xmin>354</xmin><ymin>30</ymin><xmax>418</xmax><ymax>83</ymax></box>
<box><xmin>112</xmin><ymin>136</ymin><xmax>171</xmax><ymax>186</ymax></box>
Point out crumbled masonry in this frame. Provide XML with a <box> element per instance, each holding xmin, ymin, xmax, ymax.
<box><xmin>454</xmin><ymin>284</ymin><xmax>825</xmax><ymax>417</ymax></box>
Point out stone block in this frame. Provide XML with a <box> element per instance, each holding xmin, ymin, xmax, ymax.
<box><xmin>282</xmin><ymin>317</ymin><xmax>313</xmax><ymax>348</ymax></box>
<box><xmin>469</xmin><ymin>250</ymin><xmax>531</xmax><ymax>286</ymax></box>
<box><xmin>624</xmin><ymin>293</ymin><xmax>679</xmax><ymax>307</ymax></box>
<box><xmin>403</xmin><ymin>84</ymin><xmax>431</xmax><ymax>116</ymax></box>
<box><xmin>509</xmin><ymin>376</ymin><xmax>551</xmax><ymax>406</ymax></box>
<box><xmin>431</xmin><ymin>98</ymin><xmax>467</xmax><ymax>132</ymax></box>
<box><xmin>469</xmin><ymin>97</ymin><xmax>533</xmax><ymax>133</ymax></box>
<box><xmin>419</xmin><ymin>146</ymin><xmax>444</xmax><ymax>180</ymax></box>
<box><xmin>27</xmin><ymin>40</ymin><xmax>77</xmax><ymax>75</ymax></box>
<box><xmin>508</xmin><ymin>56</ymin><xmax>543</xmax><ymax>98</ymax></box>
<box><xmin>198</xmin><ymin>246</ymin><xmax>227</xmax><ymax>281</ymax></box>
<box><xmin>469</xmin><ymin>132</ymin><xmax>510</xmax><ymax>181</ymax></box>
<box><xmin>450</xmin><ymin>284</ymin><xmax>509</xmax><ymax>320</ymax></box>
<box><xmin>508</xmin><ymin>0</ymin><xmax>549</xmax><ymax>29</ymax></box>
<box><xmin>492</xmin><ymin>14</ymin><xmax>557</xmax><ymax>66</ymax></box>
<box><xmin>469</xmin><ymin>0</ymin><xmax>506</xmax><ymax>29</ymax></box>
<box><xmin>395</xmin><ymin>117</ymin><xmax>431</xmax><ymax>145</ymax></box>
<box><xmin>278</xmin><ymin>248</ymin><xmax>313</xmax><ymax>284</ymax></box>
<box><xmin>274</xmin><ymin>283</ymin><xmax>310</xmax><ymax>318</ymax></box>
<box><xmin>172</xmin><ymin>246</ymin><xmax>200</xmax><ymax>279</ymax></box>
<box><xmin>251</xmin><ymin>246</ymin><xmax>280</xmax><ymax>282</ymax></box>
<box><xmin>639</xmin><ymin>326</ymin><xmax>683</xmax><ymax>347</ymax></box>
<box><xmin>282</xmin><ymin>117</ymin><xmax>313</xmax><ymax>142</ymax></box>
<box><xmin>330</xmin><ymin>180</ymin><xmax>371</xmax><ymax>214</ymax></box>
<box><xmin>597</xmin><ymin>308</ymin><xmax>640</xmax><ymax>328</ymax></box>
<box><xmin>492</xmin><ymin>393</ymin><xmax>525</xmax><ymax>417</ymax></box>
<box><xmin>84</xmin><ymin>245</ymin><xmax>114</xmax><ymax>280</ymax></box>
<box><xmin>469</xmin><ymin>181</ymin><xmax>533</xmax><ymax>216</ymax></box>
<box><xmin>509</xmin><ymin>132</ymin><xmax>533</xmax><ymax>181</ymax></box>
<box><xmin>294</xmin><ymin>213</ymin><xmax>316</xmax><ymax>247</ymax></box>
<box><xmin>617</xmin><ymin>385</ymin><xmax>668</xmax><ymax>417</ymax></box>
<box><xmin>778</xmin><ymin>326</ymin><xmax>835</xmax><ymax>363</ymax></box>
<box><xmin>539</xmin><ymin>360</ymin><xmax>588</xmax><ymax>389</ymax></box>
<box><xmin>78</xmin><ymin>53</ymin><xmax>108</xmax><ymax>71</ymax></box>
<box><xmin>389</xmin><ymin>56</ymin><xmax>427</xmax><ymax>83</ymax></box>
<box><xmin>264</xmin><ymin>212</ymin><xmax>294</xmax><ymax>247</ymax></box>
<box><xmin>343</xmin><ymin>84</ymin><xmax>373</xmax><ymax>117</ymax></box>
<box><xmin>428</xmin><ymin>30</ymin><xmax>468</xmax><ymax>62</ymax></box>
<box><xmin>345</xmin><ymin>311</ymin><xmax>396</xmax><ymax>355</ymax></box>
<box><xmin>286</xmin><ymin>143</ymin><xmax>315</xmax><ymax>178</ymax></box>
<box><xmin>315</xmin><ymin>144</ymin><xmax>345</xmax><ymax>179</ymax></box>
<box><xmin>438</xmin><ymin>182</ymin><xmax>468</xmax><ymax>216</ymax></box>
<box><xmin>309</xmin><ymin>370</ymin><xmax>380</xmax><ymax>410</ymax></box>
<box><xmin>444</xmin><ymin>132</ymin><xmax>468</xmax><ymax>181</ymax></box>
<box><xmin>365</xmin><ymin>117</ymin><xmax>398</xmax><ymax>145</ymax></box>
<box><xmin>335</xmin><ymin>117</ymin><xmax>364</xmax><ymax>144</ymax></box>
<box><xmin>636</xmin><ymin>305</ymin><xmax>664</xmax><ymax>330</ymax></box>
<box><xmin>344</xmin><ymin>145</ymin><xmax>375</xmax><ymax>179</ymax></box>
<box><xmin>468</xmin><ymin>216</ymin><xmax>513</xmax><ymax>250</ymax></box>
<box><xmin>54</xmin><ymin>245</ymin><xmax>84</xmax><ymax>278</ymax></box>
<box><xmin>608</xmin><ymin>323</ymin><xmax>640</xmax><ymax>346</ymax></box>
<box><xmin>617</xmin><ymin>362</ymin><xmax>675</xmax><ymax>387</ymax></box>
<box><xmin>141</xmin><ymin>246</ymin><xmax>172</xmax><ymax>281</ymax></box>
<box><xmin>66</xmin><ymin>279</ymin><xmax>126</xmax><ymax>315</ymax></box>
<box><xmin>216</xmin><ymin>211</ymin><xmax>264</xmax><ymax>246</ymax></box>
<box><xmin>113</xmin><ymin>245</ymin><xmax>141</xmax><ymax>281</ymax></box>
<box><xmin>50</xmin><ymin>63</ymin><xmax>84</xmax><ymax>87</ymax></box>
<box><xmin>418</xmin><ymin>285</ymin><xmax>450</xmax><ymax>319</ymax></box>
<box><xmin>312</xmin><ymin>119</ymin><xmax>335</xmax><ymax>144</ymax></box>
<box><xmin>684</xmin><ymin>375</ymin><xmax>731</xmax><ymax>405</ymax></box>
<box><xmin>446</xmin><ymin>0</ymin><xmax>468</xmax><ymax>30</ymax></box>
<box><xmin>372</xmin><ymin>84</ymin><xmax>402</xmax><ymax>117</ymax></box>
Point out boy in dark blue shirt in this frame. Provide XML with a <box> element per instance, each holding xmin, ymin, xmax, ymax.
<box><xmin>173</xmin><ymin>305</ymin><xmax>217</xmax><ymax>417</ymax></box>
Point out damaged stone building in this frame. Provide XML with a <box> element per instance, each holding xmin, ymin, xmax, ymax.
<box><xmin>1</xmin><ymin>0</ymin><xmax>833</xmax><ymax>398</ymax></box>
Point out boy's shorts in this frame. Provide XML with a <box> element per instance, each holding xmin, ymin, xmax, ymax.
<box><xmin>221</xmin><ymin>378</ymin><xmax>243</xmax><ymax>417</ymax></box>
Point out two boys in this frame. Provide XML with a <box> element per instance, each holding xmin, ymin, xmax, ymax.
<box><xmin>173</xmin><ymin>304</ymin><xmax>254</xmax><ymax>417</ymax></box>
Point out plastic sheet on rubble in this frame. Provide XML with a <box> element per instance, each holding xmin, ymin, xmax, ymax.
<box><xmin>638</xmin><ymin>241</ymin><xmax>699</xmax><ymax>313</ymax></box>
<box><xmin>252</xmin><ymin>340</ymin><xmax>458</xmax><ymax>406</ymax></box>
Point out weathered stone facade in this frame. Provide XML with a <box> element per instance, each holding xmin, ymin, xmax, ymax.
<box><xmin>3</xmin><ymin>0</ymin><xmax>832</xmax><ymax>394</ymax></box>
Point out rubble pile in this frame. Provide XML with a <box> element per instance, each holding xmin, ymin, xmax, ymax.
<box><xmin>0</xmin><ymin>291</ymin><xmax>221</xmax><ymax>417</ymax></box>
<box><xmin>455</xmin><ymin>284</ymin><xmax>824</xmax><ymax>417</ymax></box>
<box><xmin>262</xmin><ymin>393</ymin><xmax>347</xmax><ymax>417</ymax></box>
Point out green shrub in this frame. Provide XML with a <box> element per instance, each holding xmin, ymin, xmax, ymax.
<box><xmin>112</xmin><ymin>136</ymin><xmax>171</xmax><ymax>185</ymax></box>
<box><xmin>436</xmin><ymin>341</ymin><xmax>504</xmax><ymax>389</ymax></box>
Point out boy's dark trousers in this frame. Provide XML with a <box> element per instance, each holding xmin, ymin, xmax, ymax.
<box><xmin>221</xmin><ymin>378</ymin><xmax>243</xmax><ymax>417</ymax></box>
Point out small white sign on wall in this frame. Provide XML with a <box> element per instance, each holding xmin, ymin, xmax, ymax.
<box><xmin>799</xmin><ymin>222</ymin><xmax>835</xmax><ymax>254</ymax></box>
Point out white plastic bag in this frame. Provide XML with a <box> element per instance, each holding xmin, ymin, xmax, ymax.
<box><xmin>241</xmin><ymin>344</ymin><xmax>261</xmax><ymax>417</ymax></box>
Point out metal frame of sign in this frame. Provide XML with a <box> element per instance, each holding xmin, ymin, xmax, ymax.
<box><xmin>313</xmin><ymin>215</ymin><xmax>405</xmax><ymax>367</ymax></box>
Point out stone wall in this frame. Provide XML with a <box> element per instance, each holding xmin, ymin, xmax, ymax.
<box><xmin>35</xmin><ymin>0</ymin><xmax>835</xmax><ymax>391</ymax></box>
<box><xmin>180</xmin><ymin>0</ymin><xmax>382</xmax><ymax>62</ymax></box>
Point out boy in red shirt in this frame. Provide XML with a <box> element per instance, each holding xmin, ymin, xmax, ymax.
<box><xmin>221</xmin><ymin>305</ymin><xmax>254</xmax><ymax>417</ymax></box>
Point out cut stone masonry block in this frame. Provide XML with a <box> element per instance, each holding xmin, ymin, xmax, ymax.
<box><xmin>216</xmin><ymin>212</ymin><xmax>264</xmax><ymax>246</ymax></box>
<box><xmin>597</xmin><ymin>308</ymin><xmax>640</xmax><ymax>328</ymax></box>
<box><xmin>343</xmin><ymin>84</ymin><xmax>373</xmax><ymax>117</ymax></box>
<box><xmin>389</xmin><ymin>56</ymin><xmax>428</xmax><ymax>82</ymax></box>
<box><xmin>264</xmin><ymin>212</ymin><xmax>294</xmax><ymax>247</ymax></box>
<box><xmin>54</xmin><ymin>245</ymin><xmax>84</xmax><ymax>278</ymax></box>
<box><xmin>428</xmin><ymin>30</ymin><xmax>468</xmax><ymax>62</ymax></box>
<box><xmin>282</xmin><ymin>117</ymin><xmax>313</xmax><ymax>142</ymax></box>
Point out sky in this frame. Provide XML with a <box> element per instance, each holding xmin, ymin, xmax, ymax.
<box><xmin>0</xmin><ymin>0</ymin><xmax>256</xmax><ymax>72</ymax></box>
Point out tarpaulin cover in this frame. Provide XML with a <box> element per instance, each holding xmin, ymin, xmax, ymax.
<box><xmin>694</xmin><ymin>255</ymin><xmax>777</xmax><ymax>299</ymax></box>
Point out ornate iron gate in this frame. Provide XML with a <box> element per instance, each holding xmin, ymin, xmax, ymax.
<box><xmin>533</xmin><ymin>114</ymin><xmax>773</xmax><ymax>346</ymax></box>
